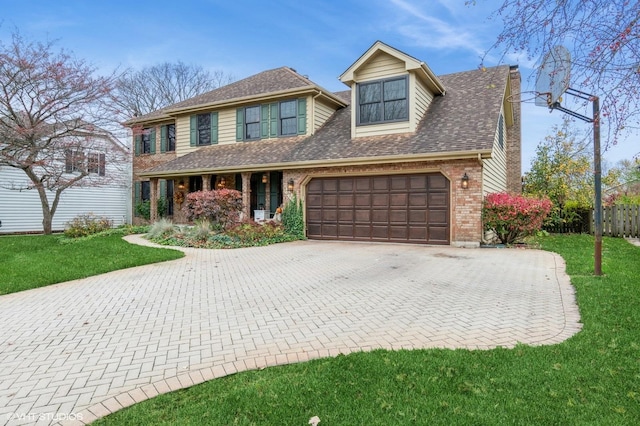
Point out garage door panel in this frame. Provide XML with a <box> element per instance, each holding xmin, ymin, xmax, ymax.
<box><xmin>372</xmin><ymin>194</ymin><xmax>389</xmax><ymax>206</ymax></box>
<box><xmin>428</xmin><ymin>192</ymin><xmax>448</xmax><ymax>207</ymax></box>
<box><xmin>390</xmin><ymin>193</ymin><xmax>408</xmax><ymax>206</ymax></box>
<box><xmin>306</xmin><ymin>173</ymin><xmax>449</xmax><ymax>244</ymax></box>
<box><xmin>372</xmin><ymin>177</ymin><xmax>389</xmax><ymax>190</ymax></box>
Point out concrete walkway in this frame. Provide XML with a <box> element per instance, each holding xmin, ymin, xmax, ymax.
<box><xmin>0</xmin><ymin>237</ymin><xmax>582</xmax><ymax>425</ymax></box>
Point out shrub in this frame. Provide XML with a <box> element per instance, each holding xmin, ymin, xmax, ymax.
<box><xmin>483</xmin><ymin>192</ymin><xmax>553</xmax><ymax>244</ymax></box>
<box><xmin>147</xmin><ymin>218</ymin><xmax>176</xmax><ymax>239</ymax></box>
<box><xmin>188</xmin><ymin>219</ymin><xmax>213</xmax><ymax>241</ymax></box>
<box><xmin>226</xmin><ymin>220</ymin><xmax>287</xmax><ymax>244</ymax></box>
<box><xmin>183</xmin><ymin>189</ymin><xmax>243</xmax><ymax>230</ymax></box>
<box><xmin>281</xmin><ymin>193</ymin><xmax>305</xmax><ymax>239</ymax></box>
<box><xmin>64</xmin><ymin>213</ymin><xmax>113</xmax><ymax>238</ymax></box>
<box><xmin>135</xmin><ymin>198</ymin><xmax>169</xmax><ymax>221</ymax></box>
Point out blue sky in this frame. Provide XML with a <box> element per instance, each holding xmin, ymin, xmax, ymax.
<box><xmin>0</xmin><ymin>0</ymin><xmax>634</xmax><ymax>171</ymax></box>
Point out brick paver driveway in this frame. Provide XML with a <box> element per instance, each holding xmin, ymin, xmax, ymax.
<box><xmin>0</xmin><ymin>237</ymin><xmax>581</xmax><ymax>425</ymax></box>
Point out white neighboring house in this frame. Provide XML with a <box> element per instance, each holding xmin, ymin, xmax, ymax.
<box><xmin>0</xmin><ymin>130</ymin><xmax>131</xmax><ymax>234</ymax></box>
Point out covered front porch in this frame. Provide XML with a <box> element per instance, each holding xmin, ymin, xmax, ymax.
<box><xmin>146</xmin><ymin>170</ymin><xmax>296</xmax><ymax>223</ymax></box>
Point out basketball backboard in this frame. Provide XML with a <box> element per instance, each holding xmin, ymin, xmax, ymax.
<box><xmin>535</xmin><ymin>46</ymin><xmax>571</xmax><ymax>107</ymax></box>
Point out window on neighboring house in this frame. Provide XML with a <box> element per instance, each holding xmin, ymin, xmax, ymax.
<box><xmin>244</xmin><ymin>106</ymin><xmax>261</xmax><ymax>140</ymax></box>
<box><xmin>357</xmin><ymin>76</ymin><xmax>408</xmax><ymax>125</ymax></box>
<box><xmin>87</xmin><ymin>152</ymin><xmax>106</xmax><ymax>176</ymax></box>
<box><xmin>190</xmin><ymin>113</ymin><xmax>218</xmax><ymax>146</ymax></box>
<box><xmin>161</xmin><ymin>123</ymin><xmax>176</xmax><ymax>152</ymax></box>
<box><xmin>135</xmin><ymin>127</ymin><xmax>156</xmax><ymax>155</ymax></box>
<box><xmin>279</xmin><ymin>100</ymin><xmax>297</xmax><ymax>135</ymax></box>
<box><xmin>65</xmin><ymin>149</ymin><xmax>84</xmax><ymax>173</ymax></box>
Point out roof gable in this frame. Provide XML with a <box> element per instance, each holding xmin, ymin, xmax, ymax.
<box><xmin>339</xmin><ymin>41</ymin><xmax>445</xmax><ymax>94</ymax></box>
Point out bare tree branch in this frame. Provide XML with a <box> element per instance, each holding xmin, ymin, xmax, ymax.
<box><xmin>114</xmin><ymin>61</ymin><xmax>234</xmax><ymax>117</ymax></box>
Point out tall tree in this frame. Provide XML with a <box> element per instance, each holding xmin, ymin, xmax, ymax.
<box><xmin>524</xmin><ymin>118</ymin><xmax>593</xmax><ymax>207</ymax></box>
<box><xmin>480</xmin><ymin>0</ymin><xmax>639</xmax><ymax>148</ymax></box>
<box><xmin>0</xmin><ymin>32</ymin><xmax>122</xmax><ymax>234</ymax></box>
<box><xmin>114</xmin><ymin>62</ymin><xmax>233</xmax><ymax>117</ymax></box>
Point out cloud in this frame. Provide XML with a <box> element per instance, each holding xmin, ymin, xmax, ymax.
<box><xmin>389</xmin><ymin>0</ymin><xmax>486</xmax><ymax>56</ymax></box>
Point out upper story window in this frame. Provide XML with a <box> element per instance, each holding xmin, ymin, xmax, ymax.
<box><xmin>237</xmin><ymin>98</ymin><xmax>306</xmax><ymax>141</ymax></box>
<box><xmin>189</xmin><ymin>112</ymin><xmax>218</xmax><ymax>147</ymax></box>
<box><xmin>65</xmin><ymin>149</ymin><xmax>84</xmax><ymax>173</ymax></box>
<box><xmin>498</xmin><ymin>113</ymin><xmax>504</xmax><ymax>150</ymax></box>
<box><xmin>161</xmin><ymin>123</ymin><xmax>175</xmax><ymax>152</ymax></box>
<box><xmin>87</xmin><ymin>152</ymin><xmax>106</xmax><ymax>176</ymax></box>
<box><xmin>279</xmin><ymin>100</ymin><xmax>297</xmax><ymax>135</ymax></box>
<box><xmin>135</xmin><ymin>127</ymin><xmax>156</xmax><ymax>155</ymax></box>
<box><xmin>142</xmin><ymin>128</ymin><xmax>154</xmax><ymax>153</ymax></box>
<box><xmin>197</xmin><ymin>113</ymin><xmax>211</xmax><ymax>146</ymax></box>
<box><xmin>357</xmin><ymin>76</ymin><xmax>408</xmax><ymax>125</ymax></box>
<box><xmin>244</xmin><ymin>106</ymin><xmax>261</xmax><ymax>140</ymax></box>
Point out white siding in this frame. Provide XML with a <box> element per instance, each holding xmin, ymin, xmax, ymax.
<box><xmin>414</xmin><ymin>77</ymin><xmax>434</xmax><ymax>123</ymax></box>
<box><xmin>314</xmin><ymin>99</ymin><xmax>335</xmax><ymax>132</ymax></box>
<box><xmin>354</xmin><ymin>52</ymin><xmax>406</xmax><ymax>81</ymax></box>
<box><xmin>0</xmin><ymin>165</ymin><xmax>131</xmax><ymax>234</ymax></box>
<box><xmin>218</xmin><ymin>109</ymin><xmax>237</xmax><ymax>144</ymax></box>
<box><xmin>482</xmin><ymin>111</ymin><xmax>508</xmax><ymax>195</ymax></box>
<box><xmin>175</xmin><ymin>115</ymin><xmax>193</xmax><ymax>157</ymax></box>
<box><xmin>355</xmin><ymin>121</ymin><xmax>412</xmax><ymax>138</ymax></box>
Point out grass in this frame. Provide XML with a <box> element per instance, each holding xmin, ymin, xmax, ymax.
<box><xmin>0</xmin><ymin>231</ymin><xmax>184</xmax><ymax>295</ymax></box>
<box><xmin>94</xmin><ymin>234</ymin><xmax>640</xmax><ymax>425</ymax></box>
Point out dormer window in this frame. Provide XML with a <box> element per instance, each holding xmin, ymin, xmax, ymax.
<box><xmin>357</xmin><ymin>76</ymin><xmax>408</xmax><ymax>125</ymax></box>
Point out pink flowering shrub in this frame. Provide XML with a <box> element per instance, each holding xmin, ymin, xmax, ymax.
<box><xmin>183</xmin><ymin>189</ymin><xmax>243</xmax><ymax>230</ymax></box>
<box><xmin>483</xmin><ymin>192</ymin><xmax>553</xmax><ymax>244</ymax></box>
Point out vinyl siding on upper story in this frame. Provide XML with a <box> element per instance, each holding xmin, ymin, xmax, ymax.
<box><xmin>414</xmin><ymin>77</ymin><xmax>434</xmax><ymax>127</ymax></box>
<box><xmin>314</xmin><ymin>98</ymin><xmax>337</xmax><ymax>133</ymax></box>
<box><xmin>354</xmin><ymin>51</ymin><xmax>406</xmax><ymax>81</ymax></box>
<box><xmin>482</xmin><ymin>109</ymin><xmax>508</xmax><ymax>195</ymax></box>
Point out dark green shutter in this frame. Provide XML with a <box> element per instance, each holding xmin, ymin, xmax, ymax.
<box><xmin>150</xmin><ymin>128</ymin><xmax>156</xmax><ymax>154</ymax></box>
<box><xmin>261</xmin><ymin>104</ymin><xmax>269</xmax><ymax>138</ymax></box>
<box><xmin>134</xmin><ymin>135</ymin><xmax>141</xmax><ymax>156</ymax></box>
<box><xmin>236</xmin><ymin>109</ymin><xmax>244</xmax><ymax>141</ymax></box>
<box><xmin>210</xmin><ymin>112</ymin><xmax>218</xmax><ymax>144</ymax></box>
<box><xmin>190</xmin><ymin>116</ymin><xmax>197</xmax><ymax>146</ymax></box>
<box><xmin>297</xmin><ymin>98</ymin><xmax>307</xmax><ymax>134</ymax></box>
<box><xmin>270</xmin><ymin>103</ymin><xmax>278</xmax><ymax>137</ymax></box>
<box><xmin>134</xmin><ymin>181</ymin><xmax>141</xmax><ymax>216</ymax></box>
<box><xmin>159</xmin><ymin>179</ymin><xmax>167</xmax><ymax>216</ymax></box>
<box><xmin>160</xmin><ymin>125</ymin><xmax>167</xmax><ymax>153</ymax></box>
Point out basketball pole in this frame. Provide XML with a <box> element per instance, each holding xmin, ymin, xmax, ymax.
<box><xmin>549</xmin><ymin>88</ymin><xmax>603</xmax><ymax>276</ymax></box>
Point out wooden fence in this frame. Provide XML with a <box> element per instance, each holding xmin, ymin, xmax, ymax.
<box><xmin>601</xmin><ymin>204</ymin><xmax>640</xmax><ymax>238</ymax></box>
<box><xmin>543</xmin><ymin>205</ymin><xmax>640</xmax><ymax>238</ymax></box>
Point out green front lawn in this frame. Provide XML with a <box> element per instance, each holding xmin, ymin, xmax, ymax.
<box><xmin>0</xmin><ymin>231</ymin><xmax>183</xmax><ymax>295</ymax></box>
<box><xmin>95</xmin><ymin>234</ymin><xmax>640</xmax><ymax>425</ymax></box>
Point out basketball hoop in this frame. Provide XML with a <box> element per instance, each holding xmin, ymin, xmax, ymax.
<box><xmin>535</xmin><ymin>46</ymin><xmax>571</xmax><ymax>108</ymax></box>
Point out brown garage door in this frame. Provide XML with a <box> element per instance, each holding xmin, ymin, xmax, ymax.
<box><xmin>306</xmin><ymin>173</ymin><xmax>450</xmax><ymax>244</ymax></box>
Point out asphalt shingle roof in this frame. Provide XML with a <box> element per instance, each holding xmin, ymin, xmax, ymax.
<box><xmin>128</xmin><ymin>67</ymin><xmax>333</xmax><ymax>124</ymax></box>
<box><xmin>141</xmin><ymin>65</ymin><xmax>510</xmax><ymax>176</ymax></box>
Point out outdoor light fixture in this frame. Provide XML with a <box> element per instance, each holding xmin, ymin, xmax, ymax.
<box><xmin>177</xmin><ymin>181</ymin><xmax>185</xmax><ymax>190</ymax></box>
<box><xmin>287</xmin><ymin>179</ymin><xmax>294</xmax><ymax>192</ymax></box>
<box><xmin>218</xmin><ymin>177</ymin><xmax>226</xmax><ymax>188</ymax></box>
<box><xmin>461</xmin><ymin>173</ymin><xmax>469</xmax><ymax>189</ymax></box>
<box><xmin>262</xmin><ymin>173</ymin><xmax>268</xmax><ymax>183</ymax></box>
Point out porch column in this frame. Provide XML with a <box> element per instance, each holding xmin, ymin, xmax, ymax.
<box><xmin>202</xmin><ymin>174</ymin><xmax>211</xmax><ymax>191</ymax></box>
<box><xmin>241</xmin><ymin>172</ymin><xmax>251</xmax><ymax>220</ymax></box>
<box><xmin>264</xmin><ymin>173</ymin><xmax>271</xmax><ymax>215</ymax></box>
<box><xmin>150</xmin><ymin>178</ymin><xmax>159</xmax><ymax>222</ymax></box>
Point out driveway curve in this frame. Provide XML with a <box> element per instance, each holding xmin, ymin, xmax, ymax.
<box><xmin>0</xmin><ymin>237</ymin><xmax>582</xmax><ymax>425</ymax></box>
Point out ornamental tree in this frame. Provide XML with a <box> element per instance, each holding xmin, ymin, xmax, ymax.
<box><xmin>478</xmin><ymin>0</ymin><xmax>640</xmax><ymax>150</ymax></box>
<box><xmin>183</xmin><ymin>189</ymin><xmax>243</xmax><ymax>230</ymax></box>
<box><xmin>0</xmin><ymin>32</ymin><xmax>122</xmax><ymax>234</ymax></box>
<box><xmin>483</xmin><ymin>192</ymin><xmax>553</xmax><ymax>244</ymax></box>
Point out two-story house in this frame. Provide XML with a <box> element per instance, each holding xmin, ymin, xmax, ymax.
<box><xmin>127</xmin><ymin>41</ymin><xmax>521</xmax><ymax>246</ymax></box>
